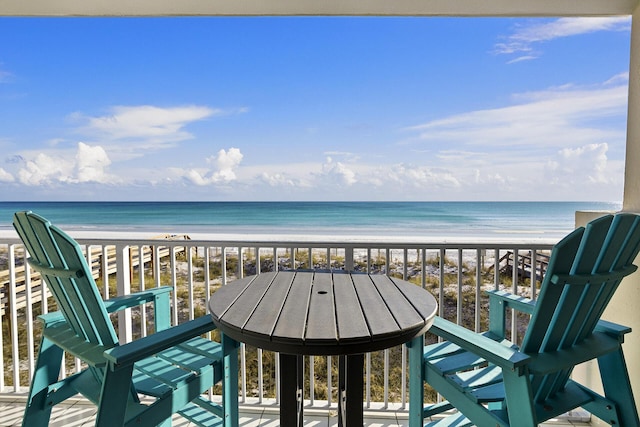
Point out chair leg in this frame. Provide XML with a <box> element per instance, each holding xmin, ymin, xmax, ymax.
<box><xmin>222</xmin><ymin>334</ymin><xmax>240</xmax><ymax>427</ymax></box>
<box><xmin>408</xmin><ymin>335</ymin><xmax>424</xmax><ymax>427</ymax></box>
<box><xmin>502</xmin><ymin>370</ymin><xmax>536</xmax><ymax>427</ymax></box>
<box><xmin>22</xmin><ymin>336</ymin><xmax>64</xmax><ymax>427</ymax></box>
<box><xmin>598</xmin><ymin>348</ymin><xmax>640</xmax><ymax>427</ymax></box>
<box><xmin>96</xmin><ymin>365</ymin><xmax>134</xmax><ymax>427</ymax></box>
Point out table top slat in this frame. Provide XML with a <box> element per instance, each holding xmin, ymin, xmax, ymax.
<box><xmin>209</xmin><ymin>274</ymin><xmax>262</xmax><ymax>321</ymax></box>
<box><xmin>304</xmin><ymin>272</ymin><xmax>338</xmax><ymax>344</ymax></box>
<box><xmin>351</xmin><ymin>274</ymin><xmax>399</xmax><ymax>339</ymax></box>
<box><xmin>369</xmin><ymin>275</ymin><xmax>425</xmax><ymax>330</ymax></box>
<box><xmin>333</xmin><ymin>273</ymin><xmax>370</xmax><ymax>343</ymax></box>
<box><xmin>242</xmin><ymin>272</ymin><xmax>295</xmax><ymax>338</ymax></box>
<box><xmin>389</xmin><ymin>277</ymin><xmax>439</xmax><ymax>320</ymax></box>
<box><xmin>271</xmin><ymin>272</ymin><xmax>313</xmax><ymax>344</ymax></box>
<box><xmin>216</xmin><ymin>273</ymin><xmax>276</xmax><ymax>331</ymax></box>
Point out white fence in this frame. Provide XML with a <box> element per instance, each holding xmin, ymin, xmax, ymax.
<box><xmin>0</xmin><ymin>235</ymin><xmax>555</xmax><ymax>412</ymax></box>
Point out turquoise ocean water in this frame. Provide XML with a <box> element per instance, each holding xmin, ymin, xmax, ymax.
<box><xmin>0</xmin><ymin>201</ymin><xmax>622</xmax><ymax>239</ymax></box>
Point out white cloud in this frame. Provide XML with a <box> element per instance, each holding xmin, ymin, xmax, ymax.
<box><xmin>2</xmin><ymin>77</ymin><xmax>624</xmax><ymax>200</ymax></box>
<box><xmin>0</xmin><ymin>167</ymin><xmax>14</xmax><ymax>182</ymax></box>
<box><xmin>321</xmin><ymin>157</ymin><xmax>357</xmax><ymax>185</ymax></box>
<box><xmin>207</xmin><ymin>147</ymin><xmax>244</xmax><ymax>181</ymax></box>
<box><xmin>605</xmin><ymin>72</ymin><xmax>630</xmax><ymax>86</ymax></box>
<box><xmin>71</xmin><ymin>104</ymin><xmax>244</xmax><ymax>160</ymax></box>
<box><xmin>189</xmin><ymin>136</ymin><xmax>617</xmax><ymax>200</ymax></box>
<box><xmin>229</xmin><ymin>159</ymin><xmax>463</xmax><ymax>196</ymax></box>
<box><xmin>388</xmin><ymin>165</ymin><xmax>461</xmax><ymax>189</ymax></box>
<box><xmin>495</xmin><ymin>17</ymin><xmax>631</xmax><ymax>59</ymax></box>
<box><xmin>323</xmin><ymin>151</ymin><xmax>361</xmax><ymax>162</ymax></box>
<box><xmin>182</xmin><ymin>147</ymin><xmax>244</xmax><ymax>186</ymax></box>
<box><xmin>392</xmin><ymin>77</ymin><xmax>627</xmax><ymax>200</ymax></box>
<box><xmin>241</xmin><ymin>163</ymin><xmax>315</xmax><ymax>189</ymax></box>
<box><xmin>506</xmin><ymin>55</ymin><xmax>537</xmax><ymax>64</ymax></box>
<box><xmin>547</xmin><ymin>142</ymin><xmax>612</xmax><ymax>184</ymax></box>
<box><xmin>407</xmin><ymin>78</ymin><xmax>627</xmax><ymax>150</ymax></box>
<box><xmin>15</xmin><ymin>142</ymin><xmax>115</xmax><ymax>186</ymax></box>
<box><xmin>79</xmin><ymin>105</ymin><xmax>215</xmax><ymax>141</ymax></box>
<box><xmin>17</xmin><ymin>152</ymin><xmax>74</xmax><ymax>186</ymax></box>
<box><xmin>184</xmin><ymin>169</ymin><xmax>211</xmax><ymax>186</ymax></box>
<box><xmin>74</xmin><ymin>142</ymin><xmax>112</xmax><ymax>183</ymax></box>
<box><xmin>474</xmin><ymin>170</ymin><xmax>506</xmax><ymax>185</ymax></box>
<box><xmin>260</xmin><ymin>172</ymin><xmax>300</xmax><ymax>187</ymax></box>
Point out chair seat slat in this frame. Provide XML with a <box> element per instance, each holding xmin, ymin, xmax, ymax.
<box><xmin>157</xmin><ymin>345</ymin><xmax>221</xmax><ymax>372</ymax></box>
<box><xmin>132</xmin><ymin>370</ymin><xmax>174</xmax><ymax>398</ymax></box>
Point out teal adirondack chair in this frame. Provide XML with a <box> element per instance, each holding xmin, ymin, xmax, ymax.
<box><xmin>14</xmin><ymin>211</ymin><xmax>239</xmax><ymax>427</ymax></box>
<box><xmin>408</xmin><ymin>213</ymin><xmax>640</xmax><ymax>427</ymax></box>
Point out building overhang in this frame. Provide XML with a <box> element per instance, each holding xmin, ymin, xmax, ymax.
<box><xmin>0</xmin><ymin>0</ymin><xmax>638</xmax><ymax>17</ymax></box>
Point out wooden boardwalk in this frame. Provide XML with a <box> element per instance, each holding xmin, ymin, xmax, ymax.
<box><xmin>0</xmin><ymin>244</ymin><xmax>186</xmax><ymax>316</ymax></box>
<box><xmin>494</xmin><ymin>250</ymin><xmax>550</xmax><ymax>282</ymax></box>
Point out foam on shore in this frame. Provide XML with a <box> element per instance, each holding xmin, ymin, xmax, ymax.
<box><xmin>0</xmin><ymin>226</ymin><xmax>561</xmax><ymax>245</ymax></box>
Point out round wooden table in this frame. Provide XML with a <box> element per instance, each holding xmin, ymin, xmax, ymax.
<box><xmin>209</xmin><ymin>270</ymin><xmax>437</xmax><ymax>426</ymax></box>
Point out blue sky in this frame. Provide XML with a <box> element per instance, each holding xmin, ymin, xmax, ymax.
<box><xmin>0</xmin><ymin>16</ymin><xmax>632</xmax><ymax>201</ymax></box>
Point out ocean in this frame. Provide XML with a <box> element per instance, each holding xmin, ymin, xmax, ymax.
<box><xmin>0</xmin><ymin>201</ymin><xmax>622</xmax><ymax>240</ymax></box>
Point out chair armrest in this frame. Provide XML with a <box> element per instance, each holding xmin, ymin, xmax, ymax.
<box><xmin>486</xmin><ymin>290</ymin><xmax>536</xmax><ymax>339</ymax></box>
<box><xmin>104</xmin><ymin>316</ymin><xmax>218</xmax><ymax>368</ymax></box>
<box><xmin>38</xmin><ymin>311</ymin><xmax>65</xmax><ymax>325</ymax></box>
<box><xmin>429</xmin><ymin>316</ymin><xmax>530</xmax><ymax>373</ymax></box>
<box><xmin>595</xmin><ymin>319</ymin><xmax>632</xmax><ymax>340</ymax></box>
<box><xmin>486</xmin><ymin>290</ymin><xmax>536</xmax><ymax>315</ymax></box>
<box><xmin>103</xmin><ymin>286</ymin><xmax>173</xmax><ymax>313</ymax></box>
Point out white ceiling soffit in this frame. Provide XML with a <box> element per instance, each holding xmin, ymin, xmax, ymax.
<box><xmin>0</xmin><ymin>0</ymin><xmax>638</xmax><ymax>17</ymax></box>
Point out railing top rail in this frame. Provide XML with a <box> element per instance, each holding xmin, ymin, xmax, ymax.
<box><xmin>0</xmin><ymin>235</ymin><xmax>558</xmax><ymax>250</ymax></box>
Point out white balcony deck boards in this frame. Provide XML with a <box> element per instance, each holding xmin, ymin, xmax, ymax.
<box><xmin>0</xmin><ymin>394</ymin><xmax>591</xmax><ymax>427</ymax></box>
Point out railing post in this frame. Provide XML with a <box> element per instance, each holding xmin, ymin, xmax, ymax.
<box><xmin>9</xmin><ymin>244</ymin><xmax>19</xmax><ymax>391</ymax></box>
<box><xmin>403</xmin><ymin>248</ymin><xmax>408</xmax><ymax>280</ymax></box>
<box><xmin>476</xmin><ymin>248</ymin><xmax>482</xmax><ymax>333</ymax></box>
<box><xmin>115</xmin><ymin>243</ymin><xmax>133</xmax><ymax>344</ymax></box>
<box><xmin>511</xmin><ymin>248</ymin><xmax>519</xmax><ymax>342</ymax></box>
<box><xmin>187</xmin><ymin>244</ymin><xmax>194</xmax><ymax>321</ymax></box>
<box><xmin>222</xmin><ymin>247</ymin><xmax>227</xmax><ymax>285</ymax></box>
<box><xmin>531</xmin><ymin>249</ymin><xmax>538</xmax><ymax>300</ymax></box>
<box><xmin>24</xmin><ymin>245</ymin><xmax>35</xmax><ymax>379</ymax></box>
<box><xmin>345</xmin><ymin>247</ymin><xmax>354</xmax><ymax>271</ymax></box>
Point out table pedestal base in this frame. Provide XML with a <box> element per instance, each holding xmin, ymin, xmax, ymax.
<box><xmin>279</xmin><ymin>353</ymin><xmax>364</xmax><ymax>427</ymax></box>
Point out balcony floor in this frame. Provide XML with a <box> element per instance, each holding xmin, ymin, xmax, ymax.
<box><xmin>0</xmin><ymin>394</ymin><xmax>591</xmax><ymax>426</ymax></box>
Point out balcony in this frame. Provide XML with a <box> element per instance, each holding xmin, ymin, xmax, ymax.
<box><xmin>0</xmin><ymin>234</ymin><xmax>602</xmax><ymax>425</ymax></box>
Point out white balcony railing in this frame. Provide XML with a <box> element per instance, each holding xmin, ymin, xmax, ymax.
<box><xmin>0</xmin><ymin>235</ymin><xmax>555</xmax><ymax>414</ymax></box>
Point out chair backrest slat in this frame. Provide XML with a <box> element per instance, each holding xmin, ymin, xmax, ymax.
<box><xmin>13</xmin><ymin>211</ymin><xmax>118</xmax><ymax>348</ymax></box>
<box><xmin>577</xmin><ymin>215</ymin><xmax>640</xmax><ymax>342</ymax></box>
<box><xmin>544</xmin><ymin>215</ymin><xmax>614</xmax><ymax>352</ymax></box>
<box><xmin>520</xmin><ymin>227</ymin><xmax>583</xmax><ymax>354</ymax></box>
